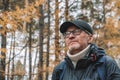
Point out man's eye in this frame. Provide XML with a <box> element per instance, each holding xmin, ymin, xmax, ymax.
<box><xmin>66</xmin><ymin>32</ymin><xmax>70</xmax><ymax>35</ymax></box>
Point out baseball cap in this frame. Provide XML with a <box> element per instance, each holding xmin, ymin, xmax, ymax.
<box><xmin>60</xmin><ymin>20</ymin><xmax>93</xmax><ymax>35</ymax></box>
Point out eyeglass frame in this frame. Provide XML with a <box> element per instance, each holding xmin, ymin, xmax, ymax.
<box><xmin>63</xmin><ymin>29</ymin><xmax>92</xmax><ymax>38</ymax></box>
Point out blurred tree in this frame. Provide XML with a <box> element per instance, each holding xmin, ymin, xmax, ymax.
<box><xmin>55</xmin><ymin>0</ymin><xmax>60</xmax><ymax>64</ymax></box>
<box><xmin>92</xmin><ymin>0</ymin><xmax>120</xmax><ymax>57</ymax></box>
<box><xmin>28</xmin><ymin>23</ymin><xmax>32</xmax><ymax>80</ymax></box>
<box><xmin>0</xmin><ymin>0</ymin><xmax>9</xmax><ymax>79</ymax></box>
<box><xmin>38</xmin><ymin>5</ymin><xmax>44</xmax><ymax>80</ymax></box>
<box><xmin>65</xmin><ymin>0</ymin><xmax>69</xmax><ymax>21</ymax></box>
<box><xmin>11</xmin><ymin>32</ymin><xmax>15</xmax><ymax>80</ymax></box>
<box><xmin>45</xmin><ymin>0</ymin><xmax>51</xmax><ymax>80</ymax></box>
<box><xmin>0</xmin><ymin>0</ymin><xmax>45</xmax><ymax>80</ymax></box>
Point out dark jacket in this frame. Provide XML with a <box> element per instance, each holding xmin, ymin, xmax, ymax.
<box><xmin>52</xmin><ymin>44</ymin><xmax>120</xmax><ymax>80</ymax></box>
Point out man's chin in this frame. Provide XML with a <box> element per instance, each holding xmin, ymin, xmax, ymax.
<box><xmin>68</xmin><ymin>45</ymin><xmax>80</xmax><ymax>53</ymax></box>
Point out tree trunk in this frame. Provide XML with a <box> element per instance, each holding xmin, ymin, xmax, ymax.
<box><xmin>55</xmin><ymin>0</ymin><xmax>60</xmax><ymax>64</ymax></box>
<box><xmin>28</xmin><ymin>23</ymin><xmax>32</xmax><ymax>80</ymax></box>
<box><xmin>65</xmin><ymin>0</ymin><xmax>69</xmax><ymax>21</ymax></box>
<box><xmin>7</xmin><ymin>33</ymin><xmax>14</xmax><ymax>80</ymax></box>
<box><xmin>38</xmin><ymin>5</ymin><xmax>44</xmax><ymax>80</ymax></box>
<box><xmin>2</xmin><ymin>0</ymin><xmax>9</xmax><ymax>10</ymax></box>
<box><xmin>11</xmin><ymin>32</ymin><xmax>15</xmax><ymax>80</ymax></box>
<box><xmin>33</xmin><ymin>48</ymin><xmax>38</xmax><ymax>79</ymax></box>
<box><xmin>0</xmin><ymin>33</ymin><xmax>6</xmax><ymax>80</ymax></box>
<box><xmin>24</xmin><ymin>47</ymin><xmax>27</xmax><ymax>71</ymax></box>
<box><xmin>45</xmin><ymin>0</ymin><xmax>50</xmax><ymax>80</ymax></box>
<box><xmin>0</xmin><ymin>25</ymin><xmax>6</xmax><ymax>80</ymax></box>
<box><xmin>64</xmin><ymin>0</ymin><xmax>69</xmax><ymax>54</ymax></box>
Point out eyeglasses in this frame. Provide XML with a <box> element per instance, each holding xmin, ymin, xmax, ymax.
<box><xmin>63</xmin><ymin>29</ymin><xmax>83</xmax><ymax>38</ymax></box>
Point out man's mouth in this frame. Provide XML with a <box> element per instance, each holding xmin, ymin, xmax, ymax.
<box><xmin>69</xmin><ymin>41</ymin><xmax>77</xmax><ymax>45</ymax></box>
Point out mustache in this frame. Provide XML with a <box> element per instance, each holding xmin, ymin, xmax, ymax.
<box><xmin>67</xmin><ymin>41</ymin><xmax>77</xmax><ymax>44</ymax></box>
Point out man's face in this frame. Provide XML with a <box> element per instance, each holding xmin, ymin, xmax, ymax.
<box><xmin>64</xmin><ymin>26</ymin><xmax>93</xmax><ymax>55</ymax></box>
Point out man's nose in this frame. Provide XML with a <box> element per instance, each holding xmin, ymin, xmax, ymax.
<box><xmin>69</xmin><ymin>33</ymin><xmax>75</xmax><ymax>38</ymax></box>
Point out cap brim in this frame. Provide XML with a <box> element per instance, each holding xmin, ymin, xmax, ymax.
<box><xmin>60</xmin><ymin>21</ymin><xmax>79</xmax><ymax>33</ymax></box>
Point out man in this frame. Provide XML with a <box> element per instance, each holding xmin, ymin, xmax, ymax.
<box><xmin>52</xmin><ymin>19</ymin><xmax>120</xmax><ymax>80</ymax></box>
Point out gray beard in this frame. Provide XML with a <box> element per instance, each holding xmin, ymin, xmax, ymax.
<box><xmin>68</xmin><ymin>44</ymin><xmax>81</xmax><ymax>54</ymax></box>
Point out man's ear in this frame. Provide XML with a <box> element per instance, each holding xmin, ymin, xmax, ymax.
<box><xmin>88</xmin><ymin>35</ymin><xmax>93</xmax><ymax>43</ymax></box>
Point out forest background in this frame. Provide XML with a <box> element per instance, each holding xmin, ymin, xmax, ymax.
<box><xmin>0</xmin><ymin>0</ymin><xmax>120</xmax><ymax>80</ymax></box>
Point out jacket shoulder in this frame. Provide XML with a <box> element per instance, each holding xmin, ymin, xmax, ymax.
<box><xmin>54</xmin><ymin>60</ymin><xmax>66</xmax><ymax>70</ymax></box>
<box><xmin>105</xmin><ymin>55</ymin><xmax>118</xmax><ymax>65</ymax></box>
<box><xmin>52</xmin><ymin>60</ymin><xmax>66</xmax><ymax>80</ymax></box>
<box><xmin>104</xmin><ymin>56</ymin><xmax>120</xmax><ymax>79</ymax></box>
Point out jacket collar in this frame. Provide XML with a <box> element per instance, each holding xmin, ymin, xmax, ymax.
<box><xmin>64</xmin><ymin>44</ymin><xmax>106</xmax><ymax>69</ymax></box>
